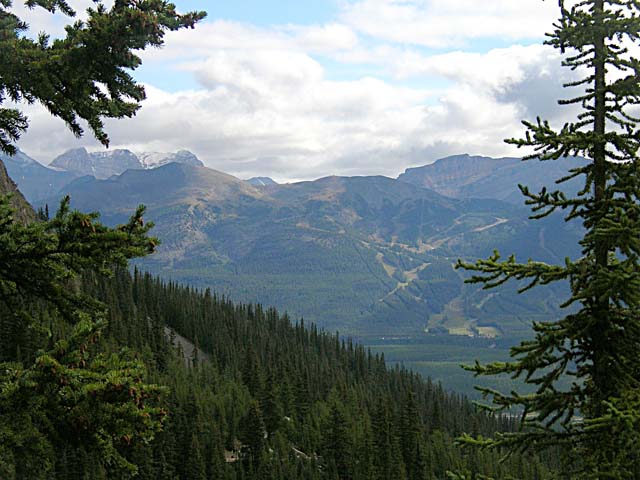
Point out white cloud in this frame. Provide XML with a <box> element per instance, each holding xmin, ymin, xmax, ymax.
<box><xmin>286</xmin><ymin>23</ymin><xmax>359</xmax><ymax>53</ymax></box>
<box><xmin>17</xmin><ymin>43</ymin><xmax>577</xmax><ymax>181</ymax></box>
<box><xmin>393</xmin><ymin>44</ymin><xmax>556</xmax><ymax>86</ymax></box>
<box><xmin>340</xmin><ymin>0</ymin><xmax>559</xmax><ymax>48</ymax></box>
<box><xmin>141</xmin><ymin>19</ymin><xmax>361</xmax><ymax>66</ymax></box>
<box><xmin>142</xmin><ymin>21</ymin><xmax>292</xmax><ymax>62</ymax></box>
<box><xmin>10</xmin><ymin>3</ymin><xmax>587</xmax><ymax>181</ymax></box>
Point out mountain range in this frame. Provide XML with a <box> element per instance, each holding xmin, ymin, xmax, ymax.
<box><xmin>49</xmin><ymin>147</ymin><xmax>204</xmax><ymax>179</ymax></box>
<box><xmin>1</xmin><ymin>148</ymin><xmax>204</xmax><ymax>202</ymax></box>
<box><xmin>0</xmin><ymin>149</ymin><xmax>583</xmax><ymax>338</ymax></box>
<box><xmin>398</xmin><ymin>154</ymin><xmax>585</xmax><ymax>204</ymax></box>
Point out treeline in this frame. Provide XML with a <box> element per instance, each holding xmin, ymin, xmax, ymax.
<box><xmin>54</xmin><ymin>267</ymin><xmax>553</xmax><ymax>479</ymax></box>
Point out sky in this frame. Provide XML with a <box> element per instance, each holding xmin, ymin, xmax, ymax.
<box><xmin>12</xmin><ymin>0</ymin><xmax>580</xmax><ymax>182</ymax></box>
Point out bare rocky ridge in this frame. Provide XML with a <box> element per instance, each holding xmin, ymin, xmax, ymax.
<box><xmin>139</xmin><ymin>150</ymin><xmax>204</xmax><ymax>169</ymax></box>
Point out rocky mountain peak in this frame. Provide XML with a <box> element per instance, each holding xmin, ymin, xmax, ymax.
<box><xmin>49</xmin><ymin>147</ymin><xmax>142</xmax><ymax>179</ymax></box>
<box><xmin>138</xmin><ymin>150</ymin><xmax>204</xmax><ymax>168</ymax></box>
<box><xmin>398</xmin><ymin>154</ymin><xmax>583</xmax><ymax>204</ymax></box>
<box><xmin>48</xmin><ymin>148</ymin><xmax>206</xmax><ymax>179</ymax></box>
<box><xmin>246</xmin><ymin>176</ymin><xmax>278</xmax><ymax>187</ymax></box>
<box><xmin>50</xmin><ymin>147</ymin><xmax>91</xmax><ymax>172</ymax></box>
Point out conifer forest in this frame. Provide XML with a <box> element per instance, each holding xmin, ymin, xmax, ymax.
<box><xmin>1</xmin><ymin>0</ymin><xmax>640</xmax><ymax>478</ymax></box>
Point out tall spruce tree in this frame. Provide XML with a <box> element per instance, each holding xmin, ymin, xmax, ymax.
<box><xmin>0</xmin><ymin>0</ymin><xmax>205</xmax><ymax>154</ymax></box>
<box><xmin>457</xmin><ymin>1</ymin><xmax>640</xmax><ymax>478</ymax></box>
<box><xmin>0</xmin><ymin>196</ymin><xmax>168</xmax><ymax>477</ymax></box>
<box><xmin>0</xmin><ymin>0</ymin><xmax>205</xmax><ymax>476</ymax></box>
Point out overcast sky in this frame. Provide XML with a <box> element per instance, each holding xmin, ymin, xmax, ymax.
<box><xmin>13</xmin><ymin>0</ymin><xmax>579</xmax><ymax>182</ymax></box>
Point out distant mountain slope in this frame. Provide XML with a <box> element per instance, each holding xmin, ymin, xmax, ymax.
<box><xmin>2</xmin><ymin>148</ymin><xmax>207</xmax><ymax>206</ymax></box>
<box><xmin>47</xmin><ymin>163</ymin><xmax>581</xmax><ymax>337</ymax></box>
<box><xmin>398</xmin><ymin>154</ymin><xmax>585</xmax><ymax>204</ymax></box>
<box><xmin>59</xmin><ymin>162</ymin><xmax>263</xmax><ymax>211</ymax></box>
<box><xmin>1</xmin><ymin>150</ymin><xmax>79</xmax><ymax>203</ymax></box>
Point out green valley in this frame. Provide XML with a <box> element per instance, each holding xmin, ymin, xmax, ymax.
<box><xmin>29</xmin><ymin>161</ymin><xmax>582</xmax><ymax>339</ymax></box>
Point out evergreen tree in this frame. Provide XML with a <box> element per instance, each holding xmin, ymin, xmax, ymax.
<box><xmin>322</xmin><ymin>402</ymin><xmax>352</xmax><ymax>480</ymax></box>
<box><xmin>0</xmin><ymin>196</ymin><xmax>166</xmax><ymax>476</ymax></box>
<box><xmin>242</xmin><ymin>345</ymin><xmax>263</xmax><ymax>397</ymax></box>
<box><xmin>185</xmin><ymin>434</ymin><xmax>207</xmax><ymax>480</ymax></box>
<box><xmin>372</xmin><ymin>398</ymin><xmax>403</xmax><ymax>480</ymax></box>
<box><xmin>239</xmin><ymin>400</ymin><xmax>266</xmax><ymax>470</ymax></box>
<box><xmin>0</xmin><ymin>1</ymin><xmax>206</xmax><ymax>475</ymax></box>
<box><xmin>400</xmin><ymin>392</ymin><xmax>424</xmax><ymax>480</ymax></box>
<box><xmin>261</xmin><ymin>374</ymin><xmax>284</xmax><ymax>437</ymax></box>
<box><xmin>457</xmin><ymin>1</ymin><xmax>640</xmax><ymax>477</ymax></box>
<box><xmin>206</xmin><ymin>428</ymin><xmax>228</xmax><ymax>480</ymax></box>
<box><xmin>0</xmin><ymin>0</ymin><xmax>205</xmax><ymax>155</ymax></box>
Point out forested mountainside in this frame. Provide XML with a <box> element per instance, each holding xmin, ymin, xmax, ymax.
<box><xmin>1</xmin><ymin>258</ymin><xmax>556</xmax><ymax>479</ymax></box>
<box><xmin>73</xmin><ymin>268</ymin><xmax>555</xmax><ymax>479</ymax></box>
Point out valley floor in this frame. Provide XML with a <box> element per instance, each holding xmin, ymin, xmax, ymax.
<box><xmin>360</xmin><ymin>334</ymin><xmax>562</xmax><ymax>399</ymax></box>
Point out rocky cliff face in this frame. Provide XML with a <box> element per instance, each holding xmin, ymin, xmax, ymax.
<box><xmin>49</xmin><ymin>147</ymin><xmax>92</xmax><ymax>173</ymax></box>
<box><xmin>399</xmin><ymin>155</ymin><xmax>511</xmax><ymax>196</ymax></box>
<box><xmin>0</xmin><ymin>159</ymin><xmax>35</xmax><ymax>224</ymax></box>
